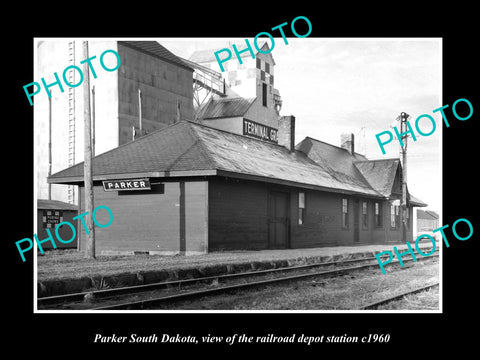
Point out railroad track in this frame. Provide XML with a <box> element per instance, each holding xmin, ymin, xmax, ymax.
<box><xmin>359</xmin><ymin>282</ymin><xmax>440</xmax><ymax>310</ymax></box>
<box><xmin>38</xmin><ymin>251</ymin><xmax>439</xmax><ymax>310</ymax></box>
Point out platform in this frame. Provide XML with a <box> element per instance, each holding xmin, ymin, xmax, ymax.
<box><xmin>37</xmin><ymin>242</ymin><xmax>439</xmax><ymax>298</ymax></box>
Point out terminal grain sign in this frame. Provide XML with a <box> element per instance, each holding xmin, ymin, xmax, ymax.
<box><xmin>243</xmin><ymin>119</ymin><xmax>278</xmax><ymax>144</ymax></box>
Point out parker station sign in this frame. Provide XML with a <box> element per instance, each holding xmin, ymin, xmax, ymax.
<box><xmin>102</xmin><ymin>179</ymin><xmax>151</xmax><ymax>191</ymax></box>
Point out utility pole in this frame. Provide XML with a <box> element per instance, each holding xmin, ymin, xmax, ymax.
<box><xmin>399</xmin><ymin>112</ymin><xmax>410</xmax><ymax>243</ymax></box>
<box><xmin>83</xmin><ymin>41</ymin><xmax>95</xmax><ymax>259</ymax></box>
<box><xmin>91</xmin><ymin>85</ymin><xmax>96</xmax><ymax>156</ymax></box>
<box><xmin>48</xmin><ymin>92</ymin><xmax>52</xmax><ymax>200</ymax></box>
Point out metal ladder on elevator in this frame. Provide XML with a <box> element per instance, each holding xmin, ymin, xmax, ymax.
<box><xmin>67</xmin><ymin>41</ymin><xmax>76</xmax><ymax>204</ymax></box>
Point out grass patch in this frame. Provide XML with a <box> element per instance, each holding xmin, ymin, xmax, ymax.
<box><xmin>156</xmin><ymin>260</ymin><xmax>439</xmax><ymax>311</ymax></box>
<box><xmin>37</xmin><ymin>243</ymin><xmax>437</xmax><ymax>282</ymax></box>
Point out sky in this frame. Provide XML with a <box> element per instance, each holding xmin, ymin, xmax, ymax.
<box><xmin>157</xmin><ymin>37</ymin><xmax>442</xmax><ymax>213</ymax></box>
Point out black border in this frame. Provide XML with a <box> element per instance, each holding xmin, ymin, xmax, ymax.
<box><xmin>7</xmin><ymin>4</ymin><xmax>478</xmax><ymax>355</ymax></box>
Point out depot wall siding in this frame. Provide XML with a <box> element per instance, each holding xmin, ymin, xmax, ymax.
<box><xmin>184</xmin><ymin>181</ymin><xmax>209</xmax><ymax>254</ymax></box>
<box><xmin>291</xmin><ymin>190</ymin><xmax>343</xmax><ymax>248</ymax></box>
<box><xmin>76</xmin><ymin>176</ymin><xmax>412</xmax><ymax>255</ymax></box>
<box><xmin>208</xmin><ymin>177</ymin><xmax>386</xmax><ymax>250</ymax></box>
<box><xmin>78</xmin><ymin>179</ymin><xmax>208</xmax><ymax>255</ymax></box>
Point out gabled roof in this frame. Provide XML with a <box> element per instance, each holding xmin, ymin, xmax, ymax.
<box><xmin>297</xmin><ymin>137</ymin><xmax>427</xmax><ymax>207</ymax></box>
<box><xmin>49</xmin><ymin>121</ymin><xmax>215</xmax><ymax>181</ymax></box>
<box><xmin>409</xmin><ymin>195</ymin><xmax>428</xmax><ymax>207</ymax></box>
<box><xmin>417</xmin><ymin>209</ymin><xmax>439</xmax><ymax>219</ymax></box>
<box><xmin>296</xmin><ymin>136</ymin><xmax>368</xmax><ymax>179</ymax></box>
<box><xmin>353</xmin><ymin>159</ymin><xmax>401</xmax><ymax>198</ymax></box>
<box><xmin>48</xmin><ymin>121</ymin><xmax>382</xmax><ymax>198</ymax></box>
<box><xmin>189</xmin><ymin>41</ymin><xmax>274</xmax><ymax>64</ymax></box>
<box><xmin>37</xmin><ymin>199</ymin><xmax>78</xmax><ymax>211</ymax></box>
<box><xmin>119</xmin><ymin>41</ymin><xmax>193</xmax><ymax>72</ymax></box>
<box><xmin>197</xmin><ymin>97</ymin><xmax>256</xmax><ymax>119</ymax></box>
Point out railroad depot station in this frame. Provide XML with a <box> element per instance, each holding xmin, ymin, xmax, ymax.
<box><xmin>41</xmin><ymin>40</ymin><xmax>427</xmax><ymax>256</ymax></box>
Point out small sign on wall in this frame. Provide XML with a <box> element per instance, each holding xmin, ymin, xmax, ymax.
<box><xmin>43</xmin><ymin>210</ymin><xmax>63</xmax><ymax>228</ymax></box>
<box><xmin>102</xmin><ymin>179</ymin><xmax>151</xmax><ymax>191</ymax></box>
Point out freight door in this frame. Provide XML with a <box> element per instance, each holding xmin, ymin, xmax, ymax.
<box><xmin>268</xmin><ymin>191</ymin><xmax>290</xmax><ymax>248</ymax></box>
<box><xmin>353</xmin><ymin>199</ymin><xmax>360</xmax><ymax>242</ymax></box>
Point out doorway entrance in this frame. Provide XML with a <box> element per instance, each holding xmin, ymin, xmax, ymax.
<box><xmin>268</xmin><ymin>191</ymin><xmax>290</xmax><ymax>248</ymax></box>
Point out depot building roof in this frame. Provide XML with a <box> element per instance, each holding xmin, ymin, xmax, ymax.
<box><xmin>48</xmin><ymin>121</ymin><xmax>379</xmax><ymax>197</ymax></box>
<box><xmin>48</xmin><ymin>120</ymin><xmax>426</xmax><ymax>205</ymax></box>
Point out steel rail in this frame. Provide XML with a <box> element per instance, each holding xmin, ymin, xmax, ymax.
<box><xmin>90</xmin><ymin>254</ymin><xmax>439</xmax><ymax>310</ymax></box>
<box><xmin>38</xmin><ymin>254</ymin><xmax>391</xmax><ymax>307</ymax></box>
<box><xmin>38</xmin><ymin>249</ymin><xmax>437</xmax><ymax>308</ymax></box>
<box><xmin>359</xmin><ymin>282</ymin><xmax>440</xmax><ymax>310</ymax></box>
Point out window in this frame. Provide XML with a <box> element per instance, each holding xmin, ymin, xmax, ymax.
<box><xmin>256</xmin><ymin>58</ymin><xmax>261</xmax><ymax>69</ymax></box>
<box><xmin>265</xmin><ymin>62</ymin><xmax>270</xmax><ymax>73</ymax></box>
<box><xmin>390</xmin><ymin>203</ymin><xmax>395</xmax><ymax>228</ymax></box>
<box><xmin>390</xmin><ymin>200</ymin><xmax>400</xmax><ymax>228</ymax></box>
<box><xmin>342</xmin><ymin>198</ymin><xmax>349</xmax><ymax>228</ymax></box>
<box><xmin>262</xmin><ymin>83</ymin><xmax>267</xmax><ymax>107</ymax></box>
<box><xmin>375</xmin><ymin>202</ymin><xmax>383</xmax><ymax>227</ymax></box>
<box><xmin>406</xmin><ymin>207</ymin><xmax>409</xmax><ymax>228</ymax></box>
<box><xmin>260</xmin><ymin>70</ymin><xmax>265</xmax><ymax>81</ymax></box>
<box><xmin>298</xmin><ymin>192</ymin><xmax>305</xmax><ymax>225</ymax></box>
<box><xmin>362</xmin><ymin>201</ymin><xmax>368</xmax><ymax>229</ymax></box>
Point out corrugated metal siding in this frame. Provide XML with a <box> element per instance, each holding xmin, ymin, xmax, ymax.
<box><xmin>119</xmin><ymin>41</ymin><xmax>193</xmax><ymax>71</ymax></box>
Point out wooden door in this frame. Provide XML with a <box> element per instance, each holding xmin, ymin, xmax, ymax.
<box><xmin>268</xmin><ymin>191</ymin><xmax>290</xmax><ymax>248</ymax></box>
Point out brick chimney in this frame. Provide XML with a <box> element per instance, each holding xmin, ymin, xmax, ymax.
<box><xmin>341</xmin><ymin>133</ymin><xmax>355</xmax><ymax>155</ymax></box>
<box><xmin>278</xmin><ymin>115</ymin><xmax>296</xmax><ymax>152</ymax></box>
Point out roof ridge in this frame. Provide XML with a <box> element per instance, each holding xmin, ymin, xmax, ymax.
<box><xmin>351</xmin><ymin>163</ymin><xmax>383</xmax><ymax>196</ymax></box>
<box><xmin>302</xmin><ymin>136</ymin><xmax>366</xmax><ymax>157</ymax></box>
<box><xmin>186</xmin><ymin>119</ymin><xmax>293</xmax><ymax>150</ymax></box>
<box><xmin>354</xmin><ymin>158</ymin><xmax>400</xmax><ymax>164</ymax></box>
<box><xmin>181</xmin><ymin>122</ymin><xmax>220</xmax><ymax>170</ymax></box>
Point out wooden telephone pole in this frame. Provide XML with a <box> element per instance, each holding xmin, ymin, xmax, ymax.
<box><xmin>83</xmin><ymin>41</ymin><xmax>95</xmax><ymax>259</ymax></box>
